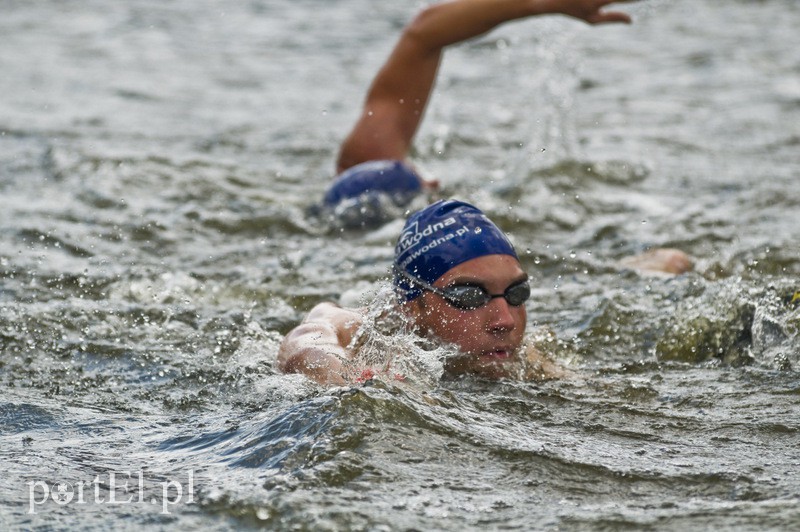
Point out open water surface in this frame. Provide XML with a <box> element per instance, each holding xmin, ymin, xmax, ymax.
<box><xmin>2</xmin><ymin>0</ymin><xmax>800</xmax><ymax>529</ymax></box>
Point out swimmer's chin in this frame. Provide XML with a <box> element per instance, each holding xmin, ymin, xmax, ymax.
<box><xmin>442</xmin><ymin>348</ymin><xmax>523</xmax><ymax>380</ymax></box>
<box><xmin>443</xmin><ymin>345</ymin><xmax>569</xmax><ymax>381</ymax></box>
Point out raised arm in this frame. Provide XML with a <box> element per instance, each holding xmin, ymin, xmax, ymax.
<box><xmin>336</xmin><ymin>0</ymin><xmax>634</xmax><ymax>172</ymax></box>
<box><xmin>277</xmin><ymin>302</ymin><xmax>364</xmax><ymax>385</ymax></box>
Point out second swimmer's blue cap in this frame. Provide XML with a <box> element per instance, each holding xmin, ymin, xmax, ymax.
<box><xmin>393</xmin><ymin>199</ymin><xmax>518</xmax><ymax>301</ymax></box>
<box><xmin>318</xmin><ymin>160</ymin><xmax>424</xmax><ymax>229</ymax></box>
<box><xmin>323</xmin><ymin>160</ymin><xmax>422</xmax><ymax>207</ymax></box>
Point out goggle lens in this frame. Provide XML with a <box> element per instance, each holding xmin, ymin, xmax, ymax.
<box><xmin>441</xmin><ymin>281</ymin><xmax>530</xmax><ymax>310</ymax></box>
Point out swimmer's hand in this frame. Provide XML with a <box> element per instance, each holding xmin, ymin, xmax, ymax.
<box><xmin>620</xmin><ymin>248</ymin><xmax>694</xmax><ymax>276</ymax></box>
<box><xmin>539</xmin><ymin>0</ymin><xmax>635</xmax><ymax>25</ymax></box>
<box><xmin>278</xmin><ymin>302</ymin><xmax>364</xmax><ymax>386</ymax></box>
<box><xmin>278</xmin><ymin>347</ymin><xmax>348</xmax><ymax>386</ymax></box>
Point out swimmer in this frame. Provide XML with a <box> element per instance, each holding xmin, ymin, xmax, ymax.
<box><xmin>280</xmin><ymin>0</ymin><xmax>693</xmax><ymax>385</ymax></box>
<box><xmin>279</xmin><ymin>199</ymin><xmax>564</xmax><ymax>385</ymax></box>
<box><xmin>317</xmin><ymin>0</ymin><xmax>691</xmax><ymax>272</ymax></box>
<box><xmin>314</xmin><ymin>0</ymin><xmax>692</xmax><ymax>266</ymax></box>
<box><xmin>320</xmin><ymin>0</ymin><xmax>640</xmax><ymax>223</ymax></box>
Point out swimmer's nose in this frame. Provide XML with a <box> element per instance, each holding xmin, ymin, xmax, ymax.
<box><xmin>486</xmin><ymin>297</ymin><xmax>516</xmax><ymax>333</ymax></box>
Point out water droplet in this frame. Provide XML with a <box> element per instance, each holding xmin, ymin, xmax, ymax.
<box><xmin>474</xmin><ymin>227</ymin><xmax>482</xmax><ymax>234</ymax></box>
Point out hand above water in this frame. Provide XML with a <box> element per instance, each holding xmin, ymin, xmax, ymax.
<box><xmin>336</xmin><ymin>0</ymin><xmax>636</xmax><ymax>172</ymax></box>
<box><xmin>538</xmin><ymin>0</ymin><xmax>636</xmax><ymax>25</ymax></box>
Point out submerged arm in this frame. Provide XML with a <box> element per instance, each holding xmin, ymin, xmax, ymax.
<box><xmin>336</xmin><ymin>0</ymin><xmax>634</xmax><ymax>172</ymax></box>
<box><xmin>277</xmin><ymin>303</ymin><xmax>364</xmax><ymax>385</ymax></box>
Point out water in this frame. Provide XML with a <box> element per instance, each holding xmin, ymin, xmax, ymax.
<box><xmin>2</xmin><ymin>0</ymin><xmax>799</xmax><ymax>529</ymax></box>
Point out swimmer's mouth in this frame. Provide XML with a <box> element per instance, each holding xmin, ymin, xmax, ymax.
<box><xmin>481</xmin><ymin>348</ymin><xmax>512</xmax><ymax>360</ymax></box>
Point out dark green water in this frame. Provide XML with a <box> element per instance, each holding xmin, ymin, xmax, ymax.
<box><xmin>2</xmin><ymin>0</ymin><xmax>799</xmax><ymax>529</ymax></box>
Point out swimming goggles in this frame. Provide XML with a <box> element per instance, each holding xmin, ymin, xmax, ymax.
<box><xmin>395</xmin><ymin>267</ymin><xmax>530</xmax><ymax>311</ymax></box>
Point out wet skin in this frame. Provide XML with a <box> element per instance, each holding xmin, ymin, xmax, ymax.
<box><xmin>405</xmin><ymin>254</ymin><xmax>528</xmax><ymax>379</ymax></box>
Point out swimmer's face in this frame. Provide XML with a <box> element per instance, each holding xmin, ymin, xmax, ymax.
<box><xmin>406</xmin><ymin>254</ymin><xmax>527</xmax><ymax>379</ymax></box>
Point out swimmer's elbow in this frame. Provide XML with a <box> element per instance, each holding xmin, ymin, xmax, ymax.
<box><xmin>402</xmin><ymin>5</ymin><xmax>448</xmax><ymax>52</ymax></box>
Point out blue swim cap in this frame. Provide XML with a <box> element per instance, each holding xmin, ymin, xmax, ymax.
<box><xmin>393</xmin><ymin>200</ymin><xmax>519</xmax><ymax>301</ymax></box>
<box><xmin>318</xmin><ymin>160</ymin><xmax>423</xmax><ymax>229</ymax></box>
<box><xmin>322</xmin><ymin>159</ymin><xmax>422</xmax><ymax>215</ymax></box>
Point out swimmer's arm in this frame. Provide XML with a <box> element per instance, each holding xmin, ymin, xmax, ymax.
<box><xmin>336</xmin><ymin>0</ymin><xmax>633</xmax><ymax>172</ymax></box>
<box><xmin>277</xmin><ymin>302</ymin><xmax>364</xmax><ymax>385</ymax></box>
